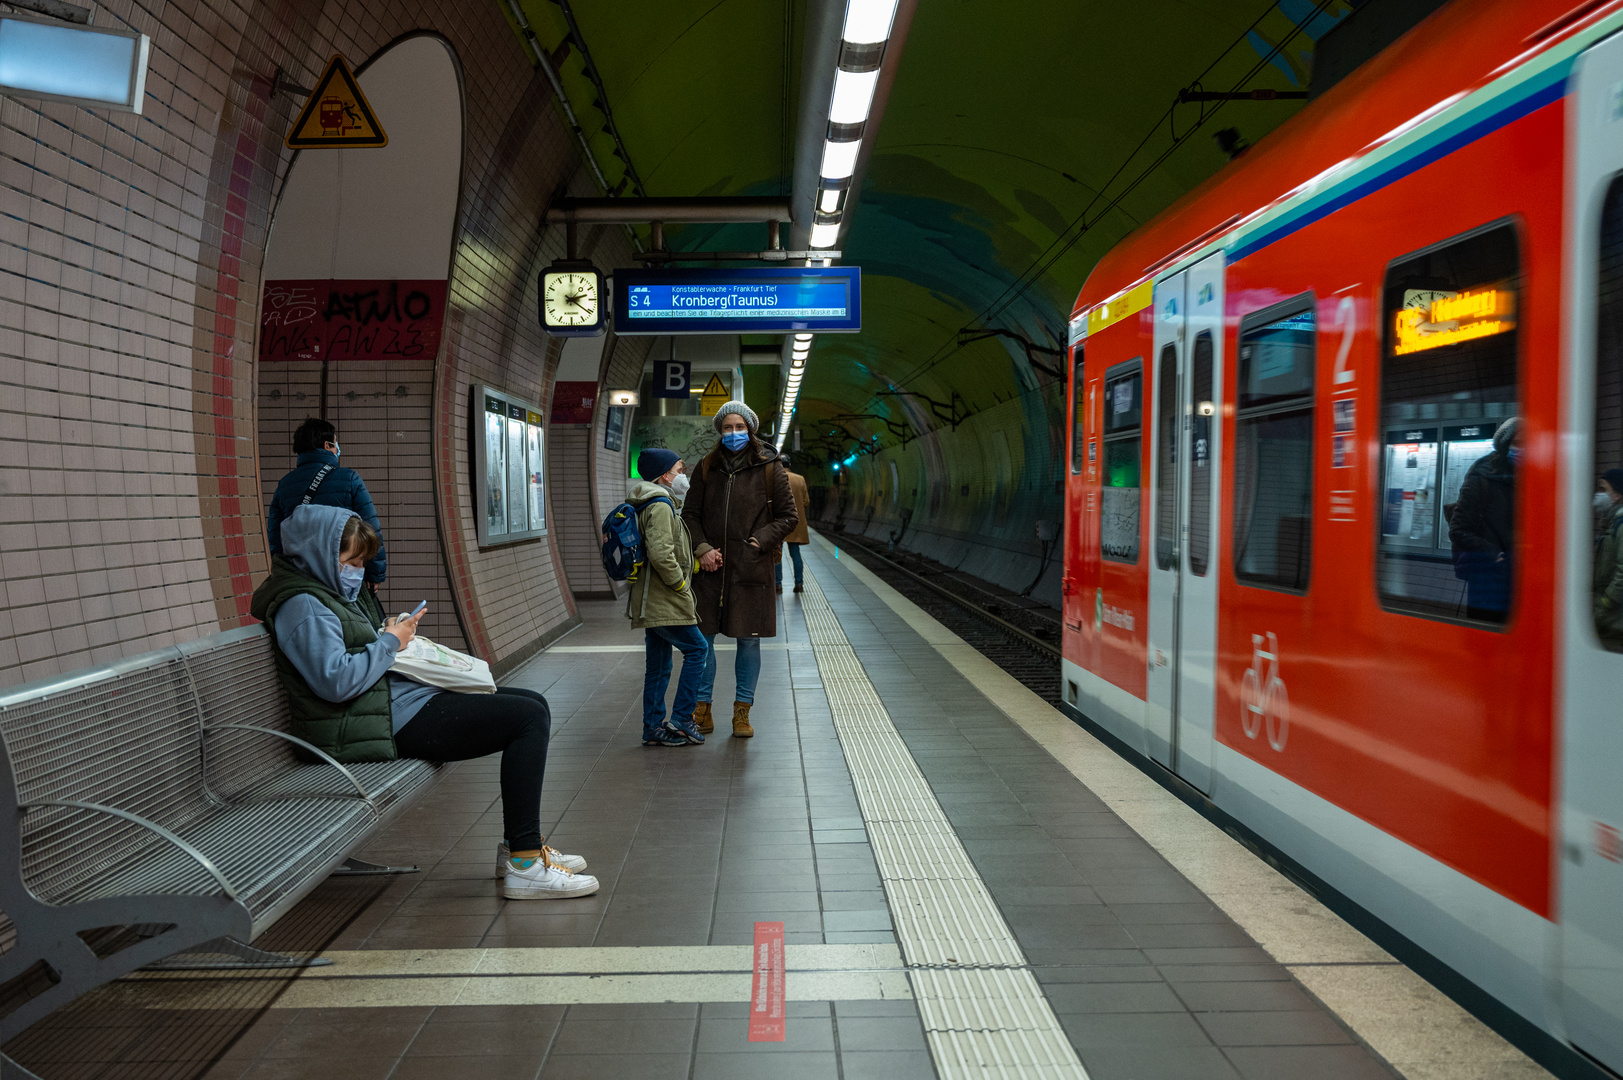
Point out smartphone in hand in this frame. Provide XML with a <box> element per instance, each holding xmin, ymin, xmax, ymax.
<box><xmin>410</xmin><ymin>601</ymin><xmax>428</xmax><ymax>618</ymax></box>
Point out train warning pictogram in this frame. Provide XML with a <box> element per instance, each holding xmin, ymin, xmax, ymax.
<box><xmin>285</xmin><ymin>55</ymin><xmax>388</xmax><ymax>149</ymax></box>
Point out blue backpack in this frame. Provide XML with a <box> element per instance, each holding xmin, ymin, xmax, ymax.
<box><xmin>601</xmin><ymin>496</ymin><xmax>673</xmax><ymax>581</ymax></box>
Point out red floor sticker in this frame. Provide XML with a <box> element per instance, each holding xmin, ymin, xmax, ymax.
<box><xmin>749</xmin><ymin>921</ymin><xmax>786</xmax><ymax>1042</ymax></box>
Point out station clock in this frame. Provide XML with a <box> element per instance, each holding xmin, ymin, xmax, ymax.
<box><xmin>540</xmin><ymin>260</ymin><xmax>605</xmax><ymax>337</ymax></box>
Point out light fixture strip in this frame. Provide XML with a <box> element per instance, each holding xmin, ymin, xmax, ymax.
<box><xmin>810</xmin><ymin>0</ymin><xmax>899</xmax><ymax>249</ymax></box>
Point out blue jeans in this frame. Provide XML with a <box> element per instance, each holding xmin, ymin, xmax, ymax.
<box><xmin>699</xmin><ymin>634</ymin><xmax>762</xmax><ymax>705</ymax></box>
<box><xmin>644</xmin><ymin>624</ymin><xmax>710</xmax><ymax>735</ymax></box>
<box><xmin>775</xmin><ymin>543</ymin><xmax>805</xmax><ymax>586</ymax></box>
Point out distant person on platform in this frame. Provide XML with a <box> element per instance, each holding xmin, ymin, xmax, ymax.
<box><xmin>775</xmin><ymin>455</ymin><xmax>811</xmax><ymax>595</ymax></box>
<box><xmin>1449</xmin><ymin>415</ymin><xmax>1519</xmax><ymax>623</ymax></box>
<box><xmin>683</xmin><ymin>402</ymin><xmax>798</xmax><ymax>738</ymax></box>
<box><xmin>627</xmin><ymin>446</ymin><xmax>709</xmax><ymax>747</ymax></box>
<box><xmin>267</xmin><ymin>417</ymin><xmax>387</xmax><ymax>621</ymax></box>
<box><xmin>1593</xmin><ymin>467</ymin><xmax>1623</xmax><ymax>650</ymax></box>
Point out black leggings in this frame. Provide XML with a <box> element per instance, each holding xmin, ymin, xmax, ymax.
<box><xmin>394</xmin><ymin>687</ymin><xmax>550</xmax><ymax>851</ymax></box>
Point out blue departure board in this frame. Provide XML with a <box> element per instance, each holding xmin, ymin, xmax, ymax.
<box><xmin>613</xmin><ymin>267</ymin><xmax>861</xmax><ymax>335</ymax></box>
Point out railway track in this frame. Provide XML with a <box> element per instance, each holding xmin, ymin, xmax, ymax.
<box><xmin>822</xmin><ymin>531</ymin><xmax>1062</xmax><ymax>704</ymax></box>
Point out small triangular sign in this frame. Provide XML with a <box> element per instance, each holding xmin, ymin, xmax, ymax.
<box><xmin>702</xmin><ymin>374</ymin><xmax>727</xmax><ymax>397</ymax></box>
<box><xmin>285</xmin><ymin>55</ymin><xmax>388</xmax><ymax>149</ymax></box>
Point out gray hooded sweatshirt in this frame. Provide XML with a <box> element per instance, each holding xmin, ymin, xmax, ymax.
<box><xmin>273</xmin><ymin>504</ymin><xmax>439</xmax><ymax>732</ymax></box>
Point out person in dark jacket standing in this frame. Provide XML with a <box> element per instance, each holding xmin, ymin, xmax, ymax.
<box><xmin>1450</xmin><ymin>415</ymin><xmax>1519</xmax><ymax>623</ymax></box>
<box><xmin>267</xmin><ymin>418</ymin><xmax>387</xmax><ymax>616</ymax></box>
<box><xmin>683</xmin><ymin>401</ymin><xmax>798</xmax><ymax>738</ymax></box>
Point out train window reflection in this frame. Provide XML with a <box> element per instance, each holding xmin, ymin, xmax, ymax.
<box><xmin>1156</xmin><ymin>344</ymin><xmax>1178</xmax><ymax>570</ymax></box>
<box><xmin>1102</xmin><ymin>360</ymin><xmax>1143</xmax><ymax>564</ymax></box>
<box><xmin>1071</xmin><ymin>344</ymin><xmax>1086</xmax><ymax>473</ymax></box>
<box><xmin>1377</xmin><ymin>222</ymin><xmax>1520</xmax><ymax>626</ymax></box>
<box><xmin>1234</xmin><ymin>296</ymin><xmax>1315</xmax><ymax>592</ymax></box>
<box><xmin>1591</xmin><ymin>179</ymin><xmax>1623</xmax><ymax>652</ymax></box>
<box><xmin>1188</xmin><ymin>331</ymin><xmax>1214</xmax><ymax>577</ymax></box>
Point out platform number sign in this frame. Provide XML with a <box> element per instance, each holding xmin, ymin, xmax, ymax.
<box><xmin>654</xmin><ymin>360</ymin><xmax>692</xmax><ymax>400</ymax></box>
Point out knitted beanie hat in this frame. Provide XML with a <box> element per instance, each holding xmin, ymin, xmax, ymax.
<box><xmin>1492</xmin><ymin>415</ymin><xmax>1521</xmax><ymax>453</ymax></box>
<box><xmin>636</xmin><ymin>446</ymin><xmax>681</xmax><ymax>481</ymax></box>
<box><xmin>713</xmin><ymin>400</ymin><xmax>759</xmax><ymax>434</ymax></box>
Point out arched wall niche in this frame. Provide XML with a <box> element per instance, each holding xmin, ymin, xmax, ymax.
<box><xmin>255</xmin><ymin>34</ymin><xmax>468</xmax><ymax>647</ymax></box>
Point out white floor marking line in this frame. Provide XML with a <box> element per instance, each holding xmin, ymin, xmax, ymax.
<box><xmin>546</xmin><ymin>644</ymin><xmax>793</xmax><ymax>653</ymax></box>
<box><xmin>811</xmin><ymin>532</ymin><xmax>1553</xmax><ymax>1080</ymax></box>
<box><xmin>103</xmin><ymin>944</ymin><xmax>912</xmax><ymax>1010</ymax></box>
<box><xmin>799</xmin><ymin>572</ymin><xmax>1089</xmax><ymax>1080</ymax></box>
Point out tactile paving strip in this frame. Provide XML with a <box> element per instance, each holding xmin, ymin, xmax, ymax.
<box><xmin>800</xmin><ymin>574</ymin><xmax>1090</xmax><ymax>1080</ymax></box>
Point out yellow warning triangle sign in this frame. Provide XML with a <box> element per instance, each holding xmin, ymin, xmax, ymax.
<box><xmin>699</xmin><ymin>373</ymin><xmax>730</xmax><ymax>416</ymax></box>
<box><xmin>285</xmin><ymin>55</ymin><xmax>388</xmax><ymax>149</ymax></box>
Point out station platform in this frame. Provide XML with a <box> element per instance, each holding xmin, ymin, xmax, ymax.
<box><xmin>21</xmin><ymin>536</ymin><xmax>1551</xmax><ymax>1080</ymax></box>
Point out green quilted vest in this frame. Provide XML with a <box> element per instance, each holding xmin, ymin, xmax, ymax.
<box><xmin>249</xmin><ymin>555</ymin><xmax>398</xmax><ymax>762</ymax></box>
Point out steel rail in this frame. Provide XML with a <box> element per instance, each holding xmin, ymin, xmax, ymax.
<box><xmin>831</xmin><ymin>535</ymin><xmax>1060</xmax><ymax>659</ymax></box>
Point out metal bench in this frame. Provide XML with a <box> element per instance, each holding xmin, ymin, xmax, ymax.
<box><xmin>0</xmin><ymin>625</ymin><xmax>440</xmax><ymax>1067</ymax></box>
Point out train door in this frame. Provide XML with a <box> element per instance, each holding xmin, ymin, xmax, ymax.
<box><xmin>1145</xmin><ymin>254</ymin><xmax>1223</xmax><ymax>790</ymax></box>
<box><xmin>1560</xmin><ymin>31</ymin><xmax>1623</xmax><ymax>1075</ymax></box>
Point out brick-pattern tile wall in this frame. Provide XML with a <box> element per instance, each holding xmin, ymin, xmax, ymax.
<box><xmin>0</xmin><ymin>0</ymin><xmax>634</xmax><ymax>688</ymax></box>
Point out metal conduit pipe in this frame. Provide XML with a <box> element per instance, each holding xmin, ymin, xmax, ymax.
<box><xmin>502</xmin><ymin>0</ymin><xmax>611</xmax><ymax>195</ymax></box>
<box><xmin>545</xmin><ymin>197</ymin><xmax>794</xmax><ymax>224</ymax></box>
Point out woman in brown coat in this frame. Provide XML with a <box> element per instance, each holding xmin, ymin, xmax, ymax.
<box><xmin>682</xmin><ymin>401</ymin><xmax>798</xmax><ymax>737</ymax></box>
<box><xmin>775</xmin><ymin>457</ymin><xmax>811</xmax><ymax>594</ymax></box>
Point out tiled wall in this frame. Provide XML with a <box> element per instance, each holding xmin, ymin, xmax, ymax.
<box><xmin>0</xmin><ymin>0</ymin><xmax>634</xmax><ymax>688</ymax></box>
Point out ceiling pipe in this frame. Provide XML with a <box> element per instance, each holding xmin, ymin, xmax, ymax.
<box><xmin>545</xmin><ymin>196</ymin><xmax>793</xmax><ymax>224</ymax></box>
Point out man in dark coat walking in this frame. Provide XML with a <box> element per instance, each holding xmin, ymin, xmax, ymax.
<box><xmin>1450</xmin><ymin>415</ymin><xmax>1519</xmax><ymax>623</ymax></box>
<box><xmin>682</xmin><ymin>401</ymin><xmax>798</xmax><ymax>738</ymax></box>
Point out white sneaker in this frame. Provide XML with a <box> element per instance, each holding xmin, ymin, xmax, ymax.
<box><xmin>502</xmin><ymin>857</ymin><xmax>600</xmax><ymax>900</ymax></box>
<box><xmin>495</xmin><ymin>843</ymin><xmax>588</xmax><ymax>877</ymax></box>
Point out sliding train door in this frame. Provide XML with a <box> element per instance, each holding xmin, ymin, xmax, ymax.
<box><xmin>1560</xmin><ymin>31</ymin><xmax>1623</xmax><ymax>1076</ymax></box>
<box><xmin>1145</xmin><ymin>253</ymin><xmax>1223</xmax><ymax>790</ymax></box>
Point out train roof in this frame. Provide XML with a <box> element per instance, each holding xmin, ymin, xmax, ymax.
<box><xmin>1072</xmin><ymin>0</ymin><xmax>1616</xmax><ymax>323</ymax></box>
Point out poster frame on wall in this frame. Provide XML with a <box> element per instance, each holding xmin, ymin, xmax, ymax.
<box><xmin>473</xmin><ymin>383</ymin><xmax>547</xmax><ymax>547</ymax></box>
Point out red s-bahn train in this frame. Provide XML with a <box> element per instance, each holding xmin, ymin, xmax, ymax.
<box><xmin>1062</xmin><ymin>0</ymin><xmax>1623</xmax><ymax>1070</ymax></box>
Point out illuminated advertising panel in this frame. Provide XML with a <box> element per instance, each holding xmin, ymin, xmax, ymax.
<box><xmin>474</xmin><ymin>386</ymin><xmax>547</xmax><ymax>546</ymax></box>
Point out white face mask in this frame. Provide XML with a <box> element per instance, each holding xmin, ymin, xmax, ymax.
<box><xmin>669</xmin><ymin>473</ymin><xmax>691</xmax><ymax>499</ymax></box>
<box><xmin>1597</xmin><ymin>491</ymin><xmax>1614</xmax><ymax>512</ymax></box>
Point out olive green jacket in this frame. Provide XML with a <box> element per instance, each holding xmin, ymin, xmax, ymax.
<box><xmin>626</xmin><ymin>480</ymin><xmax>698</xmax><ymax>629</ymax></box>
<box><xmin>249</xmin><ymin>556</ymin><xmax>398</xmax><ymax>762</ymax></box>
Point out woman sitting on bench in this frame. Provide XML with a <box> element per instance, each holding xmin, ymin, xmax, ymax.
<box><xmin>250</xmin><ymin>503</ymin><xmax>597</xmax><ymax>900</ymax></box>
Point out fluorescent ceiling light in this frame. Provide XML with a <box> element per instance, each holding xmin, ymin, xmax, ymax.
<box><xmin>0</xmin><ymin>16</ymin><xmax>149</xmax><ymax>112</ymax></box>
<box><xmin>828</xmin><ymin>68</ymin><xmax>879</xmax><ymax>125</ymax></box>
<box><xmin>842</xmin><ymin>0</ymin><xmax>899</xmax><ymax>44</ymax></box>
<box><xmin>794</xmin><ymin>332</ymin><xmax>814</xmax><ymax>343</ymax></box>
<box><xmin>820</xmin><ymin>139</ymin><xmax>860</xmax><ymax>180</ymax></box>
<box><xmin>819</xmin><ymin>189</ymin><xmax>841</xmax><ymax>213</ymax></box>
<box><xmin>809</xmin><ymin>221</ymin><xmax>841</xmax><ymax>248</ymax></box>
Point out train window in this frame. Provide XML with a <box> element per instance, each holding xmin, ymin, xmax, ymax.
<box><xmin>1070</xmin><ymin>343</ymin><xmax>1086</xmax><ymax>473</ymax></box>
<box><xmin>1377</xmin><ymin>222</ymin><xmax>1519</xmax><ymax>626</ymax></box>
<box><xmin>1102</xmin><ymin>358</ymin><xmax>1143</xmax><ymax>564</ymax></box>
<box><xmin>1155</xmin><ymin>344</ymin><xmax>1178</xmax><ymax>570</ymax></box>
<box><xmin>1188</xmin><ymin>331</ymin><xmax>1214</xmax><ymax>577</ymax></box>
<box><xmin>1592</xmin><ymin>182</ymin><xmax>1623</xmax><ymax>652</ymax></box>
<box><xmin>1234</xmin><ymin>295</ymin><xmax>1315</xmax><ymax>592</ymax></box>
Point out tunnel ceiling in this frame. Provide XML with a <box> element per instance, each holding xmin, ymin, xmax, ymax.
<box><xmin>505</xmin><ymin>0</ymin><xmax>1358</xmax><ymax>462</ymax></box>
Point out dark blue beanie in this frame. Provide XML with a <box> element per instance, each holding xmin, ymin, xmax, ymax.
<box><xmin>637</xmin><ymin>447</ymin><xmax>681</xmax><ymax>480</ymax></box>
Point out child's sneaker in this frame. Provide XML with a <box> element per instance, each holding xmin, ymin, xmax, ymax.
<box><xmin>669</xmin><ymin>718</ymin><xmax>706</xmax><ymax>744</ymax></box>
<box><xmin>502</xmin><ymin>856</ymin><xmax>599</xmax><ymax>900</ymax></box>
<box><xmin>643</xmin><ymin>726</ymin><xmax>687</xmax><ymax>746</ymax></box>
<box><xmin>494</xmin><ymin>844</ymin><xmax>586</xmax><ymax>877</ymax></box>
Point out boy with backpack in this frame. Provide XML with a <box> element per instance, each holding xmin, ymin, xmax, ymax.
<box><xmin>613</xmin><ymin>447</ymin><xmax>709</xmax><ymax>746</ymax></box>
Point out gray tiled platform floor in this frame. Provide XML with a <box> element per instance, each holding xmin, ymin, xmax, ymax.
<box><xmin>804</xmin><ymin>541</ymin><xmax>1398</xmax><ymax>1080</ymax></box>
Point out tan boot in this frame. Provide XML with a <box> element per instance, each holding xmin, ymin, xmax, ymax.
<box><xmin>732</xmin><ymin>701</ymin><xmax>754</xmax><ymax>738</ymax></box>
<box><xmin>693</xmin><ymin>701</ymin><xmax>714</xmax><ymax>734</ymax></box>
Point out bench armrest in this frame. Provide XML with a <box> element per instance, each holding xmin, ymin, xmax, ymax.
<box><xmin>20</xmin><ymin>800</ymin><xmax>240</xmax><ymax>901</ymax></box>
<box><xmin>202</xmin><ymin>724</ymin><xmax>379</xmax><ymax>816</ymax></box>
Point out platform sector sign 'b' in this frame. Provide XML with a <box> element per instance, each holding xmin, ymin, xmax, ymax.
<box><xmin>285</xmin><ymin>55</ymin><xmax>388</xmax><ymax>149</ymax></box>
<box><xmin>654</xmin><ymin>361</ymin><xmax>691</xmax><ymax>400</ymax></box>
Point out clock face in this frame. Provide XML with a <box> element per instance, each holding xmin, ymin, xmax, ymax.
<box><xmin>543</xmin><ymin>271</ymin><xmax>600</xmax><ymax>327</ymax></box>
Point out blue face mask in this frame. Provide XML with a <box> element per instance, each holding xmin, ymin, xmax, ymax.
<box><xmin>721</xmin><ymin>431</ymin><xmax>749</xmax><ymax>451</ymax></box>
<box><xmin>1508</xmin><ymin>447</ymin><xmax>1522</xmax><ymax>467</ymax></box>
<box><xmin>329</xmin><ymin>442</ymin><xmax>341</xmax><ymax>459</ymax></box>
<box><xmin>338</xmin><ymin>563</ymin><xmax>365</xmax><ymax>601</ymax></box>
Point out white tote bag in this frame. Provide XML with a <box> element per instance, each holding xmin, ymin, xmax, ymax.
<box><xmin>391</xmin><ymin>635</ymin><xmax>496</xmax><ymax>693</ymax></box>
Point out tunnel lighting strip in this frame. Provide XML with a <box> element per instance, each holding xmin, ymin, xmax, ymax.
<box><xmin>798</xmin><ymin>573</ymin><xmax>1090</xmax><ymax>1079</ymax></box>
<box><xmin>776</xmin><ymin>333</ymin><xmax>814</xmax><ymax>449</ymax></box>
<box><xmin>811</xmin><ymin>0</ymin><xmax>900</xmax><ymax>251</ymax></box>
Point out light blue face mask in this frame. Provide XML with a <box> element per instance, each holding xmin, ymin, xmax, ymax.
<box><xmin>330</xmin><ymin>441</ymin><xmax>341</xmax><ymax>459</ymax></box>
<box><xmin>1508</xmin><ymin>447</ymin><xmax>1522</xmax><ymax>467</ymax></box>
<box><xmin>338</xmin><ymin>563</ymin><xmax>365</xmax><ymax>601</ymax></box>
<box><xmin>720</xmin><ymin>430</ymin><xmax>749</xmax><ymax>451</ymax></box>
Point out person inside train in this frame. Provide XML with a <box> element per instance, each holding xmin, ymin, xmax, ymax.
<box><xmin>250</xmin><ymin>503</ymin><xmax>599</xmax><ymax>900</ymax></box>
<box><xmin>1593</xmin><ymin>468</ymin><xmax>1623</xmax><ymax>650</ymax></box>
<box><xmin>1449</xmin><ymin>416</ymin><xmax>1519</xmax><ymax>623</ymax></box>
